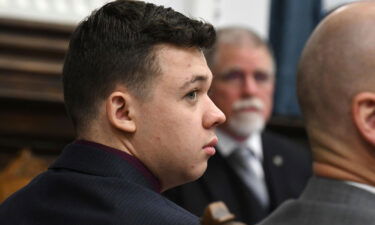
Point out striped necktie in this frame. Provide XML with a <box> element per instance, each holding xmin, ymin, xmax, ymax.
<box><xmin>227</xmin><ymin>145</ymin><xmax>269</xmax><ymax>208</ymax></box>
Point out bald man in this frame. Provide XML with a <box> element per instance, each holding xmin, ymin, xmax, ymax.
<box><xmin>258</xmin><ymin>2</ymin><xmax>375</xmax><ymax>225</ymax></box>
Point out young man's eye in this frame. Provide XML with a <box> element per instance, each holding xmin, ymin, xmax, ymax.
<box><xmin>186</xmin><ymin>90</ymin><xmax>198</xmax><ymax>101</ymax></box>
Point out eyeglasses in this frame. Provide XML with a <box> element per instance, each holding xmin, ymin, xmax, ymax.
<box><xmin>215</xmin><ymin>69</ymin><xmax>274</xmax><ymax>86</ymax></box>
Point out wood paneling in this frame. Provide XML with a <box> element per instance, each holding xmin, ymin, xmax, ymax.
<box><xmin>0</xmin><ymin>18</ymin><xmax>75</xmax><ymax>154</ymax></box>
<box><xmin>0</xmin><ymin>17</ymin><xmax>73</xmax><ymax>102</ymax></box>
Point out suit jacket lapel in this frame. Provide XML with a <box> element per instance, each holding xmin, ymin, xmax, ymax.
<box><xmin>262</xmin><ymin>132</ymin><xmax>290</xmax><ymax>209</ymax></box>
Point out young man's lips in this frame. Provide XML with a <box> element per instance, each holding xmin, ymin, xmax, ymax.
<box><xmin>203</xmin><ymin>137</ymin><xmax>218</xmax><ymax>156</ymax></box>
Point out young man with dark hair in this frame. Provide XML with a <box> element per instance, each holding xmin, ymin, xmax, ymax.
<box><xmin>165</xmin><ymin>27</ymin><xmax>312</xmax><ymax>225</ymax></box>
<box><xmin>0</xmin><ymin>1</ymin><xmax>225</xmax><ymax>224</ymax></box>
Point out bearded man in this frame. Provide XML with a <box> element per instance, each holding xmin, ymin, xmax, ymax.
<box><xmin>165</xmin><ymin>27</ymin><xmax>312</xmax><ymax>225</ymax></box>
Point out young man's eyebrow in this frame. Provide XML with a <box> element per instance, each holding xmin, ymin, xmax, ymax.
<box><xmin>180</xmin><ymin>74</ymin><xmax>208</xmax><ymax>89</ymax></box>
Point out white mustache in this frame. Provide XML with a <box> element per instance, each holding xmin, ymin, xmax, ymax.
<box><xmin>232</xmin><ymin>98</ymin><xmax>264</xmax><ymax>112</ymax></box>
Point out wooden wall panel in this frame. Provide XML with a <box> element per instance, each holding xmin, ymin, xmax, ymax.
<box><xmin>0</xmin><ymin>17</ymin><xmax>73</xmax><ymax>102</ymax></box>
<box><xmin>0</xmin><ymin>18</ymin><xmax>75</xmax><ymax>154</ymax></box>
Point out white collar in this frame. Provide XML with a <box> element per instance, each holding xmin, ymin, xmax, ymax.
<box><xmin>345</xmin><ymin>181</ymin><xmax>375</xmax><ymax>195</ymax></box>
<box><xmin>215</xmin><ymin>128</ymin><xmax>263</xmax><ymax>160</ymax></box>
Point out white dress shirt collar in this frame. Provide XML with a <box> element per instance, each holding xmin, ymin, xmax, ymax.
<box><xmin>215</xmin><ymin>128</ymin><xmax>263</xmax><ymax>160</ymax></box>
<box><xmin>345</xmin><ymin>181</ymin><xmax>375</xmax><ymax>195</ymax></box>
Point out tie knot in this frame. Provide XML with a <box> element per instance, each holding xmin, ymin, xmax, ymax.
<box><xmin>228</xmin><ymin>146</ymin><xmax>253</xmax><ymax>169</ymax></box>
<box><xmin>235</xmin><ymin>146</ymin><xmax>256</xmax><ymax>157</ymax></box>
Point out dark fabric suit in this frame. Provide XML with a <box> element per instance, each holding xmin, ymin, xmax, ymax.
<box><xmin>164</xmin><ymin>131</ymin><xmax>312</xmax><ymax>225</ymax></box>
<box><xmin>0</xmin><ymin>142</ymin><xmax>199</xmax><ymax>225</ymax></box>
<box><xmin>258</xmin><ymin>176</ymin><xmax>375</xmax><ymax>225</ymax></box>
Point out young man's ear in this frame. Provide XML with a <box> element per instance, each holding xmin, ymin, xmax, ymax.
<box><xmin>106</xmin><ymin>91</ymin><xmax>136</xmax><ymax>133</ymax></box>
<box><xmin>352</xmin><ymin>92</ymin><xmax>375</xmax><ymax>145</ymax></box>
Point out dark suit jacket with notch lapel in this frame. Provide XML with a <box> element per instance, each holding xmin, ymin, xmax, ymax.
<box><xmin>0</xmin><ymin>142</ymin><xmax>200</xmax><ymax>225</ymax></box>
<box><xmin>164</xmin><ymin>131</ymin><xmax>312</xmax><ymax>225</ymax></box>
<box><xmin>257</xmin><ymin>176</ymin><xmax>375</xmax><ymax>225</ymax></box>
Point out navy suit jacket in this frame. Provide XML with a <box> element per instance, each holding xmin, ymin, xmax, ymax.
<box><xmin>0</xmin><ymin>142</ymin><xmax>199</xmax><ymax>225</ymax></box>
<box><xmin>164</xmin><ymin>131</ymin><xmax>312</xmax><ymax>224</ymax></box>
<box><xmin>258</xmin><ymin>177</ymin><xmax>375</xmax><ymax>225</ymax></box>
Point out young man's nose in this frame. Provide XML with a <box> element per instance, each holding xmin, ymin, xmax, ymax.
<box><xmin>203</xmin><ymin>99</ymin><xmax>226</xmax><ymax>129</ymax></box>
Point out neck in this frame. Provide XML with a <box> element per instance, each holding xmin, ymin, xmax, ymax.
<box><xmin>310</xmin><ymin>130</ymin><xmax>375</xmax><ymax>186</ymax></box>
<box><xmin>314</xmin><ymin>161</ymin><xmax>375</xmax><ymax>185</ymax></box>
<box><xmin>78</xmin><ymin>125</ymin><xmax>137</xmax><ymax>157</ymax></box>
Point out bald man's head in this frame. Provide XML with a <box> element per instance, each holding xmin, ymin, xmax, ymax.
<box><xmin>298</xmin><ymin>1</ymin><xmax>375</xmax><ymax>137</ymax></box>
<box><xmin>298</xmin><ymin>2</ymin><xmax>375</xmax><ymax>184</ymax></box>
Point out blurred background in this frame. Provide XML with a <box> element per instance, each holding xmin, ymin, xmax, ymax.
<box><xmin>0</xmin><ymin>0</ymin><xmax>358</xmax><ymax>201</ymax></box>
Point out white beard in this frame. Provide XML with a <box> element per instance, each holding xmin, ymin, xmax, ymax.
<box><xmin>227</xmin><ymin>98</ymin><xmax>266</xmax><ymax>137</ymax></box>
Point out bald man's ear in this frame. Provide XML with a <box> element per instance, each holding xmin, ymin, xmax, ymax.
<box><xmin>352</xmin><ymin>92</ymin><xmax>375</xmax><ymax>145</ymax></box>
<box><xmin>106</xmin><ymin>91</ymin><xmax>136</xmax><ymax>133</ymax></box>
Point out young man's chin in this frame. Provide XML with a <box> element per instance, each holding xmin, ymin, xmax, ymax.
<box><xmin>172</xmin><ymin>164</ymin><xmax>208</xmax><ymax>189</ymax></box>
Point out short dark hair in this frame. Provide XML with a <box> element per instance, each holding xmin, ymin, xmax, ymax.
<box><xmin>63</xmin><ymin>0</ymin><xmax>216</xmax><ymax>132</ymax></box>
